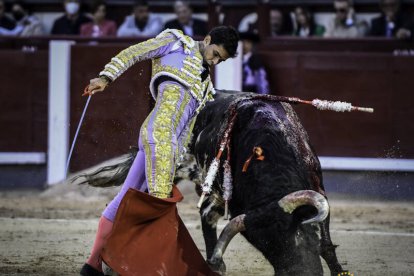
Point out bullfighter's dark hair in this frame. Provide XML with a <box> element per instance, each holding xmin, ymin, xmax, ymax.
<box><xmin>208</xmin><ymin>26</ymin><xmax>240</xmax><ymax>58</ymax></box>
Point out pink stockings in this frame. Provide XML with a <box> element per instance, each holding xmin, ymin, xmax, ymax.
<box><xmin>86</xmin><ymin>216</ymin><xmax>113</xmax><ymax>271</ymax></box>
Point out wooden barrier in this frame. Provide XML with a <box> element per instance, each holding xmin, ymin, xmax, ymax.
<box><xmin>0</xmin><ymin>37</ymin><xmax>413</xmax><ymax>172</ymax></box>
<box><xmin>259</xmin><ymin>50</ymin><xmax>414</xmax><ymax>158</ymax></box>
<box><xmin>0</xmin><ymin>49</ymin><xmax>48</xmax><ymax>152</ymax></box>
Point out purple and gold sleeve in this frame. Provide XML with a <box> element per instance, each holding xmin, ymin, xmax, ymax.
<box><xmin>99</xmin><ymin>34</ymin><xmax>178</xmax><ymax>82</ymax></box>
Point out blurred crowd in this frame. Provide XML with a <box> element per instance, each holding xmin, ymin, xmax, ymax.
<box><xmin>0</xmin><ymin>0</ymin><xmax>413</xmax><ymax>40</ymax></box>
<box><xmin>247</xmin><ymin>0</ymin><xmax>414</xmax><ymax>39</ymax></box>
<box><xmin>0</xmin><ymin>0</ymin><xmax>207</xmax><ymax>37</ymax></box>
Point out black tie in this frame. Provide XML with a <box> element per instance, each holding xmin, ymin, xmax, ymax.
<box><xmin>200</xmin><ymin>63</ymin><xmax>209</xmax><ymax>82</ymax></box>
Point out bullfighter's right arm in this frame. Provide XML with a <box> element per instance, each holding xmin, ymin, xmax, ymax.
<box><xmin>98</xmin><ymin>33</ymin><xmax>177</xmax><ymax>82</ymax></box>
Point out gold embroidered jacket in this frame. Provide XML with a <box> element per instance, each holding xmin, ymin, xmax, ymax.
<box><xmin>99</xmin><ymin>29</ymin><xmax>215</xmax><ymax>111</ymax></box>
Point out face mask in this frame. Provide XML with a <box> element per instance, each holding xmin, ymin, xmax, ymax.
<box><xmin>12</xmin><ymin>11</ymin><xmax>25</xmax><ymax>21</ymax></box>
<box><xmin>65</xmin><ymin>2</ymin><xmax>80</xmax><ymax>15</ymax></box>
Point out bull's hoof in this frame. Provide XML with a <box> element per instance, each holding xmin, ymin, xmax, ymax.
<box><xmin>207</xmin><ymin>258</ymin><xmax>226</xmax><ymax>275</ymax></box>
<box><xmin>80</xmin><ymin>263</ymin><xmax>104</xmax><ymax>276</ymax></box>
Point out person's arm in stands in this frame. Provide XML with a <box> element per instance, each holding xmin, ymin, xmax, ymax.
<box><xmin>117</xmin><ymin>16</ymin><xmax>140</xmax><ymax>37</ymax></box>
<box><xmin>0</xmin><ymin>25</ymin><xmax>23</xmax><ymax>35</ymax></box>
<box><xmin>323</xmin><ymin>19</ymin><xmax>334</xmax><ymax>37</ymax></box>
<box><xmin>254</xmin><ymin>67</ymin><xmax>270</xmax><ymax>95</ymax></box>
<box><xmin>141</xmin><ymin>16</ymin><xmax>163</xmax><ymax>37</ymax></box>
<box><xmin>31</xmin><ymin>21</ymin><xmax>44</xmax><ymax>36</ymax></box>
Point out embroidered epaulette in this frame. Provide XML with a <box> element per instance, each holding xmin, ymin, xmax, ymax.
<box><xmin>156</xmin><ymin>29</ymin><xmax>195</xmax><ymax>54</ymax></box>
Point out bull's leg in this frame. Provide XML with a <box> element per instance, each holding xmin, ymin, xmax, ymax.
<box><xmin>200</xmin><ymin>196</ymin><xmax>225</xmax><ymax>260</ymax></box>
<box><xmin>319</xmin><ymin>212</ymin><xmax>347</xmax><ymax>275</ymax></box>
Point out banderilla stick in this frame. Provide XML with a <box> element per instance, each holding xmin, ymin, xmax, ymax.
<box><xmin>252</xmin><ymin>94</ymin><xmax>374</xmax><ymax>113</ymax></box>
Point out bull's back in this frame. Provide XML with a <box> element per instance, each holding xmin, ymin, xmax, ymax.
<box><xmin>191</xmin><ymin>90</ymin><xmax>324</xmax><ymax>194</ymax></box>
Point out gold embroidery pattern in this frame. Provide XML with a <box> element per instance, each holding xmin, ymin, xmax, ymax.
<box><xmin>150</xmin><ymin>84</ymin><xmax>183</xmax><ymax>198</ymax></box>
<box><xmin>99</xmin><ymin>28</ymin><xmax>216</xmax><ymax>107</ymax></box>
<box><xmin>151</xmin><ymin>54</ymin><xmax>214</xmax><ymax>105</ymax></box>
<box><xmin>152</xmin><ymin>57</ymin><xmax>201</xmax><ymax>98</ymax></box>
<box><xmin>180</xmin><ymin>116</ymin><xmax>197</xmax><ymax>154</ymax></box>
<box><xmin>140</xmin><ymin>114</ymin><xmax>153</xmax><ymax>188</ymax></box>
<box><xmin>173</xmin><ymin>87</ymin><xmax>192</xmax><ymax>173</ymax></box>
<box><xmin>149</xmin><ymin>33</ymin><xmax>213</xmax><ymax>103</ymax></box>
<box><xmin>99</xmin><ymin>33</ymin><xmax>176</xmax><ymax>81</ymax></box>
<box><xmin>156</xmin><ymin>29</ymin><xmax>194</xmax><ymax>54</ymax></box>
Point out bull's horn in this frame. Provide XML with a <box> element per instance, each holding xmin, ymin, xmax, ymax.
<box><xmin>278</xmin><ymin>190</ymin><xmax>329</xmax><ymax>224</ymax></box>
<box><xmin>209</xmin><ymin>214</ymin><xmax>246</xmax><ymax>265</ymax></box>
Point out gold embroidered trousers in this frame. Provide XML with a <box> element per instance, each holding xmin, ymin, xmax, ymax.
<box><xmin>103</xmin><ymin>81</ymin><xmax>197</xmax><ymax>221</ymax></box>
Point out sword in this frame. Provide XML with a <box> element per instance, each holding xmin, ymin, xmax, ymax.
<box><xmin>65</xmin><ymin>86</ymin><xmax>92</xmax><ymax>177</ymax></box>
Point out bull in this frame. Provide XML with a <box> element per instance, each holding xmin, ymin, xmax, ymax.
<box><xmin>78</xmin><ymin>90</ymin><xmax>348</xmax><ymax>275</ymax></box>
<box><xmin>175</xmin><ymin>90</ymin><xmax>347</xmax><ymax>275</ymax></box>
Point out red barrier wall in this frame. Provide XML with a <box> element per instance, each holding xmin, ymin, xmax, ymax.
<box><xmin>69</xmin><ymin>43</ymin><xmax>153</xmax><ymax>171</ymax></box>
<box><xmin>260</xmin><ymin>50</ymin><xmax>414</xmax><ymax>158</ymax></box>
<box><xmin>0</xmin><ymin>37</ymin><xmax>413</xmax><ymax>173</ymax></box>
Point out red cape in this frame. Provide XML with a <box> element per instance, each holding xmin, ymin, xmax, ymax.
<box><xmin>101</xmin><ymin>186</ymin><xmax>218</xmax><ymax>276</ymax></box>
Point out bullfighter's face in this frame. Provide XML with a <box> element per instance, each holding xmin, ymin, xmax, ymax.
<box><xmin>201</xmin><ymin>35</ymin><xmax>230</xmax><ymax>67</ymax></box>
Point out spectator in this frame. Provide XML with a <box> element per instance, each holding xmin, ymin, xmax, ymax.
<box><xmin>240</xmin><ymin>32</ymin><xmax>270</xmax><ymax>94</ymax></box>
<box><xmin>3</xmin><ymin>1</ymin><xmax>44</xmax><ymax>36</ymax></box>
<box><xmin>270</xmin><ymin>9</ymin><xmax>294</xmax><ymax>36</ymax></box>
<box><xmin>324</xmin><ymin>0</ymin><xmax>368</xmax><ymax>38</ymax></box>
<box><xmin>237</xmin><ymin>13</ymin><xmax>259</xmax><ymax>33</ymax></box>
<box><xmin>117</xmin><ymin>0</ymin><xmax>162</xmax><ymax>37</ymax></box>
<box><xmin>51</xmin><ymin>0</ymin><xmax>91</xmax><ymax>35</ymax></box>
<box><xmin>0</xmin><ymin>0</ymin><xmax>16</xmax><ymax>33</ymax></box>
<box><xmin>294</xmin><ymin>6</ymin><xmax>325</xmax><ymax>37</ymax></box>
<box><xmin>164</xmin><ymin>1</ymin><xmax>207</xmax><ymax>37</ymax></box>
<box><xmin>80</xmin><ymin>0</ymin><xmax>116</xmax><ymax>37</ymax></box>
<box><xmin>370</xmin><ymin>0</ymin><xmax>413</xmax><ymax>39</ymax></box>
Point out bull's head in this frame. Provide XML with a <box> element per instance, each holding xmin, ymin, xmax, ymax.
<box><xmin>208</xmin><ymin>190</ymin><xmax>328</xmax><ymax>274</ymax></box>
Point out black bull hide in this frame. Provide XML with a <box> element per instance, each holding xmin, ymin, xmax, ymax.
<box><xmin>175</xmin><ymin>90</ymin><xmax>347</xmax><ymax>276</ymax></box>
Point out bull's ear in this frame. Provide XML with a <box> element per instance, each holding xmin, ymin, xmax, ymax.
<box><xmin>242</xmin><ymin>146</ymin><xmax>265</xmax><ymax>172</ymax></box>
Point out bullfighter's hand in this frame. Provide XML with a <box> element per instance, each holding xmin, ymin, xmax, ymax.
<box><xmin>82</xmin><ymin>77</ymin><xmax>109</xmax><ymax>96</ymax></box>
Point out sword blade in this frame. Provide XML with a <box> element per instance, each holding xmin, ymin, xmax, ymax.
<box><xmin>65</xmin><ymin>95</ymin><xmax>92</xmax><ymax>177</ymax></box>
